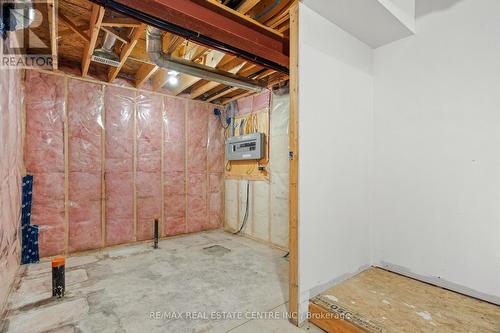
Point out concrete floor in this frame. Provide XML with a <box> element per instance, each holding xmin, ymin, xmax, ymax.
<box><xmin>1</xmin><ymin>230</ymin><xmax>322</xmax><ymax>333</ymax></box>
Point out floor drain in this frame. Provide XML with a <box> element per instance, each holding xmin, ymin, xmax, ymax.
<box><xmin>203</xmin><ymin>245</ymin><xmax>231</xmax><ymax>257</ymax></box>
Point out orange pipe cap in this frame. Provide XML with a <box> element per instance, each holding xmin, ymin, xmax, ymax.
<box><xmin>51</xmin><ymin>257</ymin><xmax>65</xmax><ymax>268</ymax></box>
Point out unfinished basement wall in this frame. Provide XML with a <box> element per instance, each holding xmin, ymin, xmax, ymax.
<box><xmin>24</xmin><ymin>70</ymin><xmax>224</xmax><ymax>257</ymax></box>
<box><xmin>0</xmin><ymin>65</ymin><xmax>23</xmax><ymax>311</ymax></box>
<box><xmin>297</xmin><ymin>3</ymin><xmax>374</xmax><ymax>322</ymax></box>
<box><xmin>224</xmin><ymin>90</ymin><xmax>290</xmax><ymax>249</ymax></box>
<box><xmin>373</xmin><ymin>0</ymin><xmax>500</xmax><ymax>304</ymax></box>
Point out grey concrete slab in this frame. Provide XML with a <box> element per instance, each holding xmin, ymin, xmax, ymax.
<box><xmin>2</xmin><ymin>231</ymin><xmax>299</xmax><ymax>333</ymax></box>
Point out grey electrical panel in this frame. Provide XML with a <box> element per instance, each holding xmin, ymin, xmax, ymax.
<box><xmin>226</xmin><ymin>133</ymin><xmax>265</xmax><ymax>161</ymax></box>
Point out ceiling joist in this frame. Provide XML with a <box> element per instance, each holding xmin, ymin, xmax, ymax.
<box><xmin>108</xmin><ymin>23</ymin><xmax>147</xmax><ymax>82</ymax></box>
<box><xmin>81</xmin><ymin>4</ymin><xmax>105</xmax><ymax>77</ymax></box>
<box><xmin>58</xmin><ymin>12</ymin><xmax>90</xmax><ymax>42</ymax></box>
<box><xmin>135</xmin><ymin>63</ymin><xmax>159</xmax><ymax>88</ymax></box>
<box><xmin>237</xmin><ymin>0</ymin><xmax>261</xmax><ymax>14</ymax></box>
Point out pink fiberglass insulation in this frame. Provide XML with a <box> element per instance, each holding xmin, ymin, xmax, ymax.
<box><xmin>208</xmin><ymin>108</ymin><xmax>225</xmax><ymax>173</ymax></box>
<box><xmin>207</xmin><ymin>106</ymin><xmax>224</xmax><ymax>228</ymax></box>
<box><xmin>236</xmin><ymin>90</ymin><xmax>270</xmax><ymax>115</ymax></box>
<box><xmin>68</xmin><ymin>79</ymin><xmax>103</xmax><ymax>252</ymax></box>
<box><xmin>163</xmin><ymin>97</ymin><xmax>186</xmax><ymax>236</ymax></box>
<box><xmin>253</xmin><ymin>90</ymin><xmax>271</xmax><ymax>111</ymax></box>
<box><xmin>24</xmin><ymin>71</ymin><xmax>65</xmax><ymax>257</ymax></box>
<box><xmin>105</xmin><ymin>86</ymin><xmax>135</xmax><ymax>246</ymax></box>
<box><xmin>136</xmin><ymin>92</ymin><xmax>162</xmax><ymax>240</ymax></box>
<box><xmin>0</xmin><ymin>65</ymin><xmax>22</xmax><ymax>310</ymax></box>
<box><xmin>208</xmin><ymin>173</ymin><xmax>224</xmax><ymax>228</ymax></box>
<box><xmin>187</xmin><ymin>102</ymin><xmax>209</xmax><ymax>233</ymax></box>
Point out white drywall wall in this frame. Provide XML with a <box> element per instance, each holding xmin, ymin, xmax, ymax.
<box><xmin>298</xmin><ymin>3</ymin><xmax>374</xmax><ymax>320</ymax></box>
<box><xmin>373</xmin><ymin>0</ymin><xmax>500</xmax><ymax>304</ymax></box>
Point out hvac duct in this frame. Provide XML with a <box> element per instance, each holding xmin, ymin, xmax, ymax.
<box><xmin>146</xmin><ymin>27</ymin><xmax>264</xmax><ymax>92</ymax></box>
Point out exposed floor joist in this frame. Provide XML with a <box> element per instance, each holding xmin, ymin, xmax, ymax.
<box><xmin>81</xmin><ymin>4</ymin><xmax>105</xmax><ymax>77</ymax></box>
<box><xmin>58</xmin><ymin>12</ymin><xmax>90</xmax><ymax>42</ymax></box>
<box><xmin>108</xmin><ymin>24</ymin><xmax>147</xmax><ymax>82</ymax></box>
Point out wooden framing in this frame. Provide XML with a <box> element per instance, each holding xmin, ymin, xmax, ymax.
<box><xmin>205</xmin><ymin>0</ymin><xmax>284</xmax><ymax>37</ymax></box>
<box><xmin>63</xmin><ymin>77</ymin><xmax>69</xmax><ymax>254</ymax></box>
<box><xmin>152</xmin><ymin>69</ymin><xmax>170</xmax><ymax>92</ymax></box>
<box><xmin>205</xmin><ymin>87</ymin><xmax>238</xmax><ymax>102</ymax></box>
<box><xmin>101</xmin><ymin>85</ymin><xmax>106</xmax><ymax>248</ymax></box>
<box><xmin>81</xmin><ymin>4</ymin><xmax>105</xmax><ymax>77</ymax></box>
<box><xmin>100</xmin><ymin>27</ymin><xmax>131</xmax><ymax>44</ymax></box>
<box><xmin>288</xmin><ymin>0</ymin><xmax>299</xmax><ymax>325</ymax></box>
<box><xmin>237</xmin><ymin>0</ymin><xmax>261</xmax><ymax>14</ymax></box>
<box><xmin>47</xmin><ymin>0</ymin><xmax>58</xmax><ymax>70</ymax></box>
<box><xmin>135</xmin><ymin>63</ymin><xmax>159</xmax><ymax>88</ymax></box>
<box><xmin>58</xmin><ymin>12</ymin><xmax>90</xmax><ymax>42</ymax></box>
<box><xmin>108</xmin><ymin>24</ymin><xmax>148</xmax><ymax>82</ymax></box>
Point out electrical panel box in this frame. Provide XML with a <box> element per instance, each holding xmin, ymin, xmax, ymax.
<box><xmin>226</xmin><ymin>133</ymin><xmax>265</xmax><ymax>161</ymax></box>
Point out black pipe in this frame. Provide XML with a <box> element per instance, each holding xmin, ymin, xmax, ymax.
<box><xmin>52</xmin><ymin>258</ymin><xmax>65</xmax><ymax>298</ymax></box>
<box><xmin>88</xmin><ymin>0</ymin><xmax>289</xmax><ymax>74</ymax></box>
<box><xmin>154</xmin><ymin>218</ymin><xmax>159</xmax><ymax>249</ymax></box>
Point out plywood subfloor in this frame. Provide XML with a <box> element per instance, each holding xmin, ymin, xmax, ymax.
<box><xmin>310</xmin><ymin>268</ymin><xmax>500</xmax><ymax>333</ymax></box>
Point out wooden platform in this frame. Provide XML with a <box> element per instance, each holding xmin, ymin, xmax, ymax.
<box><xmin>309</xmin><ymin>268</ymin><xmax>500</xmax><ymax>333</ymax></box>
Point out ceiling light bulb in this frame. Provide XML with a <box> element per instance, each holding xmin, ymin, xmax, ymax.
<box><xmin>168</xmin><ymin>75</ymin><xmax>179</xmax><ymax>86</ymax></box>
<box><xmin>168</xmin><ymin>70</ymin><xmax>179</xmax><ymax>76</ymax></box>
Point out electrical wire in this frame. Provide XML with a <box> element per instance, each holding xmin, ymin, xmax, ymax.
<box><xmin>234</xmin><ymin>180</ymin><xmax>250</xmax><ymax>234</ymax></box>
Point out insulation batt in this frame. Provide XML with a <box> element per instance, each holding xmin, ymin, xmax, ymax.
<box><xmin>136</xmin><ymin>93</ymin><xmax>162</xmax><ymax>241</ymax></box>
<box><xmin>163</xmin><ymin>97</ymin><xmax>186</xmax><ymax>236</ymax></box>
<box><xmin>187</xmin><ymin>103</ymin><xmax>209</xmax><ymax>233</ymax></box>
<box><xmin>23</xmin><ymin>70</ymin><xmax>225</xmax><ymax>255</ymax></box>
<box><xmin>0</xmin><ymin>63</ymin><xmax>23</xmax><ymax>308</ymax></box>
<box><xmin>25</xmin><ymin>71</ymin><xmax>65</xmax><ymax>257</ymax></box>
<box><xmin>105</xmin><ymin>86</ymin><xmax>135</xmax><ymax>246</ymax></box>
<box><xmin>68</xmin><ymin>79</ymin><xmax>103</xmax><ymax>252</ymax></box>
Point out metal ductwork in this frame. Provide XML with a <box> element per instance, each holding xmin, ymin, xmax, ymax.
<box><xmin>92</xmin><ymin>31</ymin><xmax>120</xmax><ymax>67</ymax></box>
<box><xmin>146</xmin><ymin>27</ymin><xmax>264</xmax><ymax>92</ymax></box>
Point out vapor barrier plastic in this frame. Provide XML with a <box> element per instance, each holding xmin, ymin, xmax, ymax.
<box><xmin>25</xmin><ymin>71</ymin><xmax>66</xmax><ymax>257</ymax></box>
<box><xmin>223</xmin><ymin>90</ymin><xmax>290</xmax><ymax>249</ymax></box>
<box><xmin>187</xmin><ymin>102</ymin><xmax>209</xmax><ymax>233</ymax></box>
<box><xmin>136</xmin><ymin>92</ymin><xmax>162</xmax><ymax>241</ymax></box>
<box><xmin>163</xmin><ymin>97</ymin><xmax>186</xmax><ymax>236</ymax></box>
<box><xmin>269</xmin><ymin>91</ymin><xmax>290</xmax><ymax>248</ymax></box>
<box><xmin>208</xmin><ymin>112</ymin><xmax>224</xmax><ymax>227</ymax></box>
<box><xmin>24</xmin><ymin>71</ymin><xmax>224</xmax><ymax>256</ymax></box>
<box><xmin>105</xmin><ymin>86</ymin><xmax>135</xmax><ymax>246</ymax></box>
<box><xmin>68</xmin><ymin>79</ymin><xmax>103</xmax><ymax>252</ymax></box>
<box><xmin>0</xmin><ymin>65</ymin><xmax>23</xmax><ymax>308</ymax></box>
